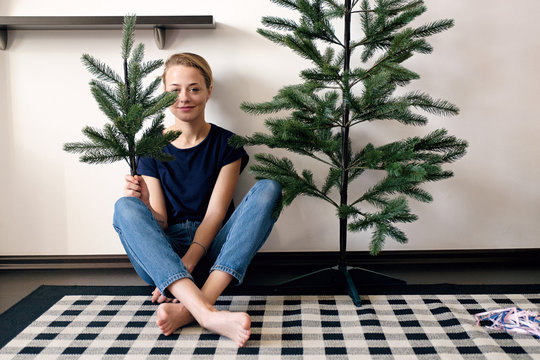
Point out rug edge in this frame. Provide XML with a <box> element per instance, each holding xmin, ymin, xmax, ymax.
<box><xmin>0</xmin><ymin>285</ymin><xmax>153</xmax><ymax>349</ymax></box>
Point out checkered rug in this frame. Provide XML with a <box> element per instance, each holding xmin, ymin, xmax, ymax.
<box><xmin>0</xmin><ymin>286</ymin><xmax>539</xmax><ymax>359</ymax></box>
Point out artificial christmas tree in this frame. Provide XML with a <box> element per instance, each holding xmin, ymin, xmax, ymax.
<box><xmin>231</xmin><ymin>0</ymin><xmax>468</xmax><ymax>305</ymax></box>
<box><xmin>64</xmin><ymin>15</ymin><xmax>180</xmax><ymax>175</ymax></box>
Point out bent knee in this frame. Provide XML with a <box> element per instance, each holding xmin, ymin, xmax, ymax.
<box><xmin>255</xmin><ymin>179</ymin><xmax>282</xmax><ymax>203</ymax></box>
<box><xmin>113</xmin><ymin>197</ymin><xmax>145</xmax><ymax>225</ymax></box>
<box><xmin>114</xmin><ymin>196</ymin><xmax>141</xmax><ymax>213</ymax></box>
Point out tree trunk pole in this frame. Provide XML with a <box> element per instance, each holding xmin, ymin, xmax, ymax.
<box><xmin>339</xmin><ymin>0</ymin><xmax>352</xmax><ymax>268</ymax></box>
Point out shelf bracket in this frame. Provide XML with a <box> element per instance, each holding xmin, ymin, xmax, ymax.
<box><xmin>0</xmin><ymin>28</ymin><xmax>6</xmax><ymax>50</ymax></box>
<box><xmin>153</xmin><ymin>26</ymin><xmax>165</xmax><ymax>50</ymax></box>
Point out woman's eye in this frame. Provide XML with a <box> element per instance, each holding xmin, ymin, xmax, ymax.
<box><xmin>170</xmin><ymin>89</ymin><xmax>179</xmax><ymax>93</ymax></box>
<box><xmin>189</xmin><ymin>88</ymin><xmax>200</xmax><ymax>92</ymax></box>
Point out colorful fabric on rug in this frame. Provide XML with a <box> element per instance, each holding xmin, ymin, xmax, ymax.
<box><xmin>475</xmin><ymin>307</ymin><xmax>540</xmax><ymax>338</ymax></box>
<box><xmin>0</xmin><ymin>294</ymin><xmax>539</xmax><ymax>359</ymax></box>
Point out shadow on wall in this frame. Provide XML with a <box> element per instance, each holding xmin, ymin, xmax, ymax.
<box><xmin>1</xmin><ymin>44</ymin><xmax>70</xmax><ymax>254</ymax></box>
<box><xmin>0</xmin><ymin>2</ymin><xmax>10</xmax><ymax>14</ymax></box>
<box><xmin>0</xmin><ymin>53</ymin><xmax>16</xmax><ymax>248</ymax></box>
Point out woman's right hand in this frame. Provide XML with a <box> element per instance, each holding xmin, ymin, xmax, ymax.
<box><xmin>124</xmin><ymin>174</ymin><xmax>168</xmax><ymax>229</ymax></box>
<box><xmin>123</xmin><ymin>174</ymin><xmax>150</xmax><ymax>205</ymax></box>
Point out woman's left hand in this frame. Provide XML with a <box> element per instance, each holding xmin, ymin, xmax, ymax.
<box><xmin>151</xmin><ymin>287</ymin><xmax>179</xmax><ymax>303</ymax></box>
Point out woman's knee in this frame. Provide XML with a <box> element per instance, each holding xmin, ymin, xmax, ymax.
<box><xmin>253</xmin><ymin>179</ymin><xmax>282</xmax><ymax>204</ymax></box>
<box><xmin>113</xmin><ymin>196</ymin><xmax>145</xmax><ymax>227</ymax></box>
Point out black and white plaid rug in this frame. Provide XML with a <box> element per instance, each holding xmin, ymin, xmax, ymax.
<box><xmin>0</xmin><ymin>286</ymin><xmax>539</xmax><ymax>359</ymax></box>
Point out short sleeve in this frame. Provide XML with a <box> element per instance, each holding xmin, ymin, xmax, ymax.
<box><xmin>136</xmin><ymin>156</ymin><xmax>159</xmax><ymax>178</ymax></box>
<box><xmin>222</xmin><ymin>138</ymin><xmax>249</xmax><ymax>173</ymax></box>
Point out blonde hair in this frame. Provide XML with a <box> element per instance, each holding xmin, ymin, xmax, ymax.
<box><xmin>162</xmin><ymin>53</ymin><xmax>212</xmax><ymax>89</ymax></box>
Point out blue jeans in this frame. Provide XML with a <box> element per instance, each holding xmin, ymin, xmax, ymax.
<box><xmin>113</xmin><ymin>179</ymin><xmax>281</xmax><ymax>297</ymax></box>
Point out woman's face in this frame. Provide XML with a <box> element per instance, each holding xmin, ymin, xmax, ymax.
<box><xmin>164</xmin><ymin>65</ymin><xmax>212</xmax><ymax>124</ymax></box>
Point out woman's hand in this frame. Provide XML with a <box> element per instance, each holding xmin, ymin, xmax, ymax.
<box><xmin>123</xmin><ymin>175</ymin><xmax>150</xmax><ymax>205</ymax></box>
<box><xmin>151</xmin><ymin>287</ymin><xmax>179</xmax><ymax>304</ymax></box>
<box><xmin>124</xmin><ymin>174</ymin><xmax>168</xmax><ymax>229</ymax></box>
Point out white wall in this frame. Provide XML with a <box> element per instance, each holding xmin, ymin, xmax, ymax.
<box><xmin>1</xmin><ymin>0</ymin><xmax>539</xmax><ymax>255</ymax></box>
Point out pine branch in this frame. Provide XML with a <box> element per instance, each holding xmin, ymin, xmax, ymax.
<box><xmin>64</xmin><ymin>139</ymin><xmax>129</xmax><ymax>165</ymax></box>
<box><xmin>404</xmin><ymin>91</ymin><xmax>459</xmax><ymax>116</ymax></box>
<box><xmin>64</xmin><ymin>141</ymin><xmax>112</xmax><ymax>154</ymax></box>
<box><xmin>295</xmin><ymin>3</ymin><xmax>342</xmax><ymax>46</ymax></box>
<box><xmin>124</xmin><ymin>103</ymin><xmax>145</xmax><ymax>134</ymax></box>
<box><xmin>81</xmin><ymin>125</ymin><xmax>124</xmax><ymax>153</ymax></box>
<box><xmin>270</xmin><ymin>0</ymin><xmax>300</xmax><ymax>11</ymax></box>
<box><xmin>360</xmin><ymin>0</ymin><xmax>374</xmax><ymax>38</ymax></box>
<box><xmin>241</xmin><ymin>82</ymin><xmax>324</xmax><ymax>115</ymax></box>
<box><xmin>79</xmin><ymin>151</ymin><xmax>128</xmax><ymax>165</ymax></box>
<box><xmin>81</xmin><ymin>55</ymin><xmax>121</xmax><ymax>84</ymax></box>
<box><xmin>127</xmin><ymin>58</ymin><xmax>143</xmax><ymax>104</ymax></box>
<box><xmin>285</xmin><ymin>33</ymin><xmax>325</xmax><ymax>64</ymax></box>
<box><xmin>141</xmin><ymin>60</ymin><xmax>164</xmax><ymax>76</ymax></box>
<box><xmin>251</xmin><ymin>153</ymin><xmax>338</xmax><ymax>207</ymax></box>
<box><xmin>323</xmin><ymin>0</ymin><xmax>344</xmax><ymax>17</ymax></box>
<box><xmin>401</xmin><ymin>186</ymin><xmax>432</xmax><ymax>202</ymax></box>
<box><xmin>236</xmin><ymin>129</ymin><xmax>337</xmax><ymax>167</ymax></box>
<box><xmin>322</xmin><ymin>167</ymin><xmax>342</xmax><ymax>194</ymax></box>
<box><xmin>349</xmin><ymin>129</ymin><xmax>467</xmax><ymax>207</ymax></box>
<box><xmin>409</xmin><ymin>129</ymin><xmax>468</xmax><ymax>163</ymax></box>
<box><xmin>103</xmin><ymin>123</ymin><xmax>130</xmax><ymax>155</ymax></box>
<box><xmin>130</xmin><ymin>43</ymin><xmax>144</xmax><ymax>65</ymax></box>
<box><xmin>256</xmin><ymin>28</ymin><xmax>288</xmax><ymax>46</ymax></box>
<box><xmin>300</xmin><ymin>47</ymin><xmax>342</xmax><ymax>83</ymax></box>
<box><xmin>136</xmin><ymin>114</ymin><xmax>181</xmax><ymax>159</ymax></box>
<box><xmin>348</xmin><ymin>196</ymin><xmax>417</xmax><ymax>255</ymax></box>
<box><xmin>89</xmin><ymin>81</ymin><xmax>122</xmax><ymax>121</ymax></box>
<box><xmin>139</xmin><ymin>77</ymin><xmax>162</xmax><ymax>105</ymax></box>
<box><xmin>384</xmin><ymin>3</ymin><xmax>426</xmax><ymax>35</ymax></box>
<box><xmin>89</xmin><ymin>80</ymin><xmax>121</xmax><ymax>113</ymax></box>
<box><xmin>379</xmin><ymin>61</ymin><xmax>420</xmax><ymax>85</ymax></box>
<box><xmin>413</xmin><ymin>19</ymin><xmax>454</xmax><ymax>38</ymax></box>
<box><xmin>261</xmin><ymin>16</ymin><xmax>299</xmax><ymax>32</ymax></box>
<box><xmin>121</xmin><ymin>15</ymin><xmax>136</xmax><ymax>60</ymax></box>
<box><xmin>142</xmin><ymin>91</ymin><xmax>178</xmax><ymax>119</ymax></box>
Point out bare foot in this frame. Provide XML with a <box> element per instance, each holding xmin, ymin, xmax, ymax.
<box><xmin>201</xmin><ymin>310</ymin><xmax>251</xmax><ymax>347</ymax></box>
<box><xmin>156</xmin><ymin>303</ymin><xmax>195</xmax><ymax>336</ymax></box>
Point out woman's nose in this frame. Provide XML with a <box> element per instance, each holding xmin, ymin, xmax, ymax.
<box><xmin>177</xmin><ymin>90</ymin><xmax>189</xmax><ymax>102</ymax></box>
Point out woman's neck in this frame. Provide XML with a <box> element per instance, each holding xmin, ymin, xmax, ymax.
<box><xmin>170</xmin><ymin>121</ymin><xmax>211</xmax><ymax>149</ymax></box>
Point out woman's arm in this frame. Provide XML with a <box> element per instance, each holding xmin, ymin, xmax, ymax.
<box><xmin>181</xmin><ymin>158</ymin><xmax>242</xmax><ymax>273</ymax></box>
<box><xmin>123</xmin><ymin>174</ymin><xmax>168</xmax><ymax>229</ymax></box>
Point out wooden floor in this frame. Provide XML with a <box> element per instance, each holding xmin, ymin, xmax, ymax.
<box><xmin>2</xmin><ymin>263</ymin><xmax>539</xmax><ymax>315</ymax></box>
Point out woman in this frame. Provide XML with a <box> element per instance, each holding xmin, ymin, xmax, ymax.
<box><xmin>113</xmin><ymin>53</ymin><xmax>281</xmax><ymax>347</ymax></box>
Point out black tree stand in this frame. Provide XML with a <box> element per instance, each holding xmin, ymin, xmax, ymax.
<box><xmin>273</xmin><ymin>251</ymin><xmax>405</xmax><ymax>307</ymax></box>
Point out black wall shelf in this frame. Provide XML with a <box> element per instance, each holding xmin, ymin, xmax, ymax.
<box><xmin>0</xmin><ymin>15</ymin><xmax>215</xmax><ymax>50</ymax></box>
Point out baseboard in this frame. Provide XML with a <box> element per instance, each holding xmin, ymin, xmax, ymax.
<box><xmin>0</xmin><ymin>255</ymin><xmax>132</xmax><ymax>270</ymax></box>
<box><xmin>1</xmin><ymin>249</ymin><xmax>538</xmax><ymax>270</ymax></box>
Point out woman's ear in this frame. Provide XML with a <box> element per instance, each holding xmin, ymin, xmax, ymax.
<box><xmin>207</xmin><ymin>84</ymin><xmax>213</xmax><ymax>100</ymax></box>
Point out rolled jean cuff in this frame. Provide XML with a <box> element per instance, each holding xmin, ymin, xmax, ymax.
<box><xmin>158</xmin><ymin>271</ymin><xmax>193</xmax><ymax>298</ymax></box>
<box><xmin>210</xmin><ymin>265</ymin><xmax>244</xmax><ymax>285</ymax></box>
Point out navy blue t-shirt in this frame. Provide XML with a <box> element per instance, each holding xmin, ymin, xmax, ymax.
<box><xmin>137</xmin><ymin>124</ymin><xmax>249</xmax><ymax>225</ymax></box>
